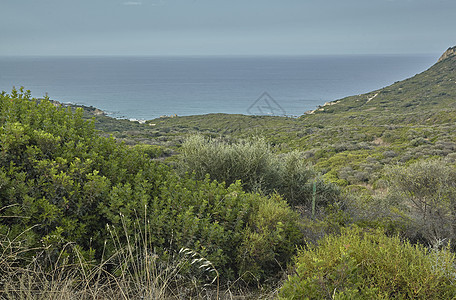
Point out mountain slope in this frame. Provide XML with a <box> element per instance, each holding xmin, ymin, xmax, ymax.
<box><xmin>310</xmin><ymin>49</ymin><xmax>456</xmax><ymax>124</ymax></box>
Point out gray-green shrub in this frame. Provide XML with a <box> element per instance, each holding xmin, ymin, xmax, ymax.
<box><xmin>384</xmin><ymin>159</ymin><xmax>456</xmax><ymax>247</ymax></box>
<box><xmin>177</xmin><ymin>135</ymin><xmax>339</xmax><ymax>207</ymax></box>
<box><xmin>176</xmin><ymin>135</ymin><xmax>273</xmax><ymax>192</ymax></box>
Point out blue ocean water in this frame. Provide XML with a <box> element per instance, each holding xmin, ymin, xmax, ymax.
<box><xmin>0</xmin><ymin>55</ymin><xmax>438</xmax><ymax>120</ymax></box>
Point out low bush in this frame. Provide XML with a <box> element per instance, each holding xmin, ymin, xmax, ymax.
<box><xmin>279</xmin><ymin>226</ymin><xmax>456</xmax><ymax>299</ymax></box>
<box><xmin>146</xmin><ymin>174</ymin><xmax>304</xmax><ymax>282</ymax></box>
<box><xmin>236</xmin><ymin>193</ymin><xmax>303</xmax><ymax>283</ymax></box>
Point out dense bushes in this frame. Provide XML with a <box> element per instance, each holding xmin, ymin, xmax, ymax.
<box><xmin>279</xmin><ymin>226</ymin><xmax>456</xmax><ymax>299</ymax></box>
<box><xmin>0</xmin><ymin>90</ymin><xmax>165</xmax><ymax>254</ymax></box>
<box><xmin>177</xmin><ymin>135</ymin><xmax>339</xmax><ymax>207</ymax></box>
<box><xmin>147</xmin><ymin>175</ymin><xmax>304</xmax><ymax>282</ymax></box>
<box><xmin>0</xmin><ymin>89</ymin><xmax>303</xmax><ymax>283</ymax></box>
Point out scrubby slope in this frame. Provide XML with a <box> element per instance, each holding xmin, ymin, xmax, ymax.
<box><xmin>315</xmin><ymin>49</ymin><xmax>456</xmax><ymax>123</ymax></box>
<box><xmin>100</xmin><ymin>49</ymin><xmax>456</xmax><ymax>187</ymax></box>
<box><xmin>0</xmin><ymin>89</ymin><xmax>303</xmax><ymax>288</ymax></box>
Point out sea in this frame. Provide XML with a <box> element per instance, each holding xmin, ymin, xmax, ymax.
<box><xmin>0</xmin><ymin>54</ymin><xmax>439</xmax><ymax>120</ymax></box>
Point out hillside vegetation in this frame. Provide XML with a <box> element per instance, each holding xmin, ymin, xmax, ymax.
<box><xmin>92</xmin><ymin>51</ymin><xmax>456</xmax><ymax>189</ymax></box>
<box><xmin>0</xmin><ymin>89</ymin><xmax>305</xmax><ymax>298</ymax></box>
<box><xmin>2</xmin><ymin>48</ymin><xmax>456</xmax><ymax>298</ymax></box>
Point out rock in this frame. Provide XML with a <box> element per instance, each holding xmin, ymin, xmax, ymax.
<box><xmin>438</xmin><ymin>46</ymin><xmax>456</xmax><ymax>62</ymax></box>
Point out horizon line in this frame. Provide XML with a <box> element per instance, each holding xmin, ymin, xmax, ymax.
<box><xmin>0</xmin><ymin>52</ymin><xmax>441</xmax><ymax>58</ymax></box>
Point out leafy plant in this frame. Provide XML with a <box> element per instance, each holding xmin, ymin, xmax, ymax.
<box><xmin>279</xmin><ymin>226</ymin><xmax>456</xmax><ymax>299</ymax></box>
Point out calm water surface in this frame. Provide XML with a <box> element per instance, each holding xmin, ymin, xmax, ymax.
<box><xmin>0</xmin><ymin>55</ymin><xmax>439</xmax><ymax>120</ymax></box>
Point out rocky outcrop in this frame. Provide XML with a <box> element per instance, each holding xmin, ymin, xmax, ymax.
<box><xmin>93</xmin><ymin>108</ymin><xmax>106</xmax><ymax>116</ymax></box>
<box><xmin>438</xmin><ymin>46</ymin><xmax>456</xmax><ymax>62</ymax></box>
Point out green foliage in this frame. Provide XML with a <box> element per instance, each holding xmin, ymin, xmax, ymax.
<box><xmin>237</xmin><ymin>193</ymin><xmax>303</xmax><ymax>282</ymax></box>
<box><xmin>133</xmin><ymin>143</ymin><xmax>163</xmax><ymax>159</ymax></box>
<box><xmin>177</xmin><ymin>135</ymin><xmax>339</xmax><ymax>207</ymax></box>
<box><xmin>0</xmin><ymin>89</ymin><xmax>303</xmax><ymax>283</ymax></box>
<box><xmin>153</xmin><ymin>175</ymin><xmax>303</xmax><ymax>281</ymax></box>
<box><xmin>276</xmin><ymin>150</ymin><xmax>339</xmax><ymax>207</ymax></box>
<box><xmin>279</xmin><ymin>226</ymin><xmax>456</xmax><ymax>299</ymax></box>
<box><xmin>176</xmin><ymin>135</ymin><xmax>273</xmax><ymax>192</ymax></box>
<box><xmin>0</xmin><ymin>89</ymin><xmax>165</xmax><ymax>252</ymax></box>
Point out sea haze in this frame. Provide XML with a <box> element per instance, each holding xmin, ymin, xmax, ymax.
<box><xmin>0</xmin><ymin>55</ymin><xmax>438</xmax><ymax>120</ymax></box>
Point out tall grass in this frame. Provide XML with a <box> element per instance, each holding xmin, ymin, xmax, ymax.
<box><xmin>0</xmin><ymin>208</ymin><xmax>217</xmax><ymax>299</ymax></box>
<box><xmin>0</xmin><ymin>207</ymin><xmax>278</xmax><ymax>299</ymax></box>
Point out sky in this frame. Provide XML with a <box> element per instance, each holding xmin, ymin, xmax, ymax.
<box><xmin>1</xmin><ymin>0</ymin><xmax>455</xmax><ymax>56</ymax></box>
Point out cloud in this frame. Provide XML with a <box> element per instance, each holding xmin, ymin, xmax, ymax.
<box><xmin>123</xmin><ymin>1</ymin><xmax>142</xmax><ymax>5</ymax></box>
<box><xmin>150</xmin><ymin>0</ymin><xmax>167</xmax><ymax>6</ymax></box>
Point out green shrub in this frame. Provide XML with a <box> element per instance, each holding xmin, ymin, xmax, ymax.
<box><xmin>236</xmin><ymin>193</ymin><xmax>303</xmax><ymax>282</ymax></box>
<box><xmin>133</xmin><ymin>143</ymin><xmax>164</xmax><ymax>158</ymax></box>
<box><xmin>176</xmin><ymin>135</ymin><xmax>274</xmax><ymax>192</ymax></box>
<box><xmin>177</xmin><ymin>135</ymin><xmax>339</xmax><ymax>208</ymax></box>
<box><xmin>279</xmin><ymin>226</ymin><xmax>456</xmax><ymax>299</ymax></box>
<box><xmin>0</xmin><ymin>90</ymin><xmax>167</xmax><ymax>255</ymax></box>
<box><xmin>275</xmin><ymin>151</ymin><xmax>339</xmax><ymax>207</ymax></box>
<box><xmin>154</xmin><ymin>175</ymin><xmax>304</xmax><ymax>282</ymax></box>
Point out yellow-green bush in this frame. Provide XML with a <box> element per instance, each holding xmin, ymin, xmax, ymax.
<box><xmin>279</xmin><ymin>226</ymin><xmax>456</xmax><ymax>299</ymax></box>
<box><xmin>236</xmin><ymin>194</ymin><xmax>303</xmax><ymax>282</ymax></box>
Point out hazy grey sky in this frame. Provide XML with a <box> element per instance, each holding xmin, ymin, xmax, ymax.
<box><xmin>1</xmin><ymin>0</ymin><xmax>454</xmax><ymax>56</ymax></box>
